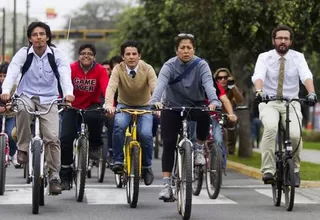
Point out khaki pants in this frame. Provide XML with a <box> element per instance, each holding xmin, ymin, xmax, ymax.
<box><xmin>16</xmin><ymin>95</ymin><xmax>60</xmax><ymax>178</ymax></box>
<box><xmin>259</xmin><ymin>101</ymin><xmax>302</xmax><ymax>174</ymax></box>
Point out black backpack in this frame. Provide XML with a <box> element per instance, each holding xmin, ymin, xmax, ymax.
<box><xmin>21</xmin><ymin>46</ymin><xmax>63</xmax><ymax>96</ymax></box>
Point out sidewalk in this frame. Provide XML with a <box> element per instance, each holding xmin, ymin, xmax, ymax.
<box><xmin>227</xmin><ymin>147</ymin><xmax>320</xmax><ymax>188</ymax></box>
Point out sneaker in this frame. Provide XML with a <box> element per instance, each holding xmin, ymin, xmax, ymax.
<box><xmin>11</xmin><ymin>153</ymin><xmax>22</xmax><ymax>169</ymax></box>
<box><xmin>159</xmin><ymin>184</ymin><xmax>173</xmax><ymax>200</ymax></box>
<box><xmin>142</xmin><ymin>167</ymin><xmax>154</xmax><ymax>186</ymax></box>
<box><xmin>194</xmin><ymin>150</ymin><xmax>205</xmax><ymax>166</ymax></box>
<box><xmin>49</xmin><ymin>178</ymin><xmax>62</xmax><ymax>195</ymax></box>
<box><xmin>60</xmin><ymin>166</ymin><xmax>73</xmax><ymax>190</ymax></box>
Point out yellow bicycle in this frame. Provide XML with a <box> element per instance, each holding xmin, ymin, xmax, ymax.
<box><xmin>114</xmin><ymin>108</ymin><xmax>154</xmax><ymax>208</ymax></box>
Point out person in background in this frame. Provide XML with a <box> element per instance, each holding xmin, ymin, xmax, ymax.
<box><xmin>0</xmin><ymin>62</ymin><xmax>20</xmax><ymax>168</ymax></box>
<box><xmin>214</xmin><ymin>68</ymin><xmax>243</xmax><ymax>155</ymax></box>
<box><xmin>101</xmin><ymin>60</ymin><xmax>111</xmax><ymax>76</ymax></box>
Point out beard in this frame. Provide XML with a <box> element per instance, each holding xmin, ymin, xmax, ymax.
<box><xmin>275</xmin><ymin>43</ymin><xmax>289</xmax><ymax>55</ymax></box>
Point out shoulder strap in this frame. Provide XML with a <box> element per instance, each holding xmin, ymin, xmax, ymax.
<box><xmin>48</xmin><ymin>47</ymin><xmax>63</xmax><ymax>96</ymax></box>
<box><xmin>21</xmin><ymin>47</ymin><xmax>33</xmax><ymax>75</ymax></box>
<box><xmin>168</xmin><ymin>58</ymin><xmax>201</xmax><ymax>85</ymax></box>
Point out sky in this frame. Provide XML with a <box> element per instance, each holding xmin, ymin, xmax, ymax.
<box><xmin>0</xmin><ymin>0</ymin><xmax>136</xmax><ymax>30</ymax></box>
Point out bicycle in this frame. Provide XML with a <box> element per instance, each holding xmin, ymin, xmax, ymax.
<box><xmin>260</xmin><ymin>96</ymin><xmax>307</xmax><ymax>211</ymax></box>
<box><xmin>61</xmin><ymin>106</ymin><xmax>106</xmax><ymax>202</ymax></box>
<box><xmin>192</xmin><ymin>110</ymin><xmax>228</xmax><ymax>199</ymax></box>
<box><xmin>112</xmin><ymin>108</ymin><xmax>154</xmax><ymax>208</ymax></box>
<box><xmin>0</xmin><ymin>112</ymin><xmax>11</xmax><ymax>195</ymax></box>
<box><xmin>11</xmin><ymin>96</ymin><xmax>62</xmax><ymax>214</ymax></box>
<box><xmin>160</xmin><ymin>106</ymin><xmax>212</xmax><ymax>220</ymax></box>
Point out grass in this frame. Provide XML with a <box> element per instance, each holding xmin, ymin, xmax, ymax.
<box><xmin>228</xmin><ymin>151</ymin><xmax>320</xmax><ymax>180</ymax></box>
<box><xmin>303</xmin><ymin>142</ymin><xmax>320</xmax><ymax>150</ymax></box>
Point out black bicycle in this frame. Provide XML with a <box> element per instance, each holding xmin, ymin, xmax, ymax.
<box><xmin>61</xmin><ymin>106</ymin><xmax>106</xmax><ymax>202</ymax></box>
<box><xmin>260</xmin><ymin>96</ymin><xmax>307</xmax><ymax>211</ymax></box>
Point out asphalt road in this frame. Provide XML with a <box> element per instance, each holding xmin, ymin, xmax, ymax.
<box><xmin>1</xmin><ymin>158</ymin><xmax>320</xmax><ymax>220</ymax></box>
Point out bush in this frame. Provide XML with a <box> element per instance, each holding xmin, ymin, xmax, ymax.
<box><xmin>302</xmin><ymin>129</ymin><xmax>320</xmax><ymax>142</ymax></box>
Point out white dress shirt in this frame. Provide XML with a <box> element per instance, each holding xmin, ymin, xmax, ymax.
<box><xmin>252</xmin><ymin>49</ymin><xmax>313</xmax><ymax>98</ymax></box>
<box><xmin>125</xmin><ymin>64</ymin><xmax>138</xmax><ymax>75</ymax></box>
<box><xmin>2</xmin><ymin>45</ymin><xmax>74</xmax><ymax>104</ymax></box>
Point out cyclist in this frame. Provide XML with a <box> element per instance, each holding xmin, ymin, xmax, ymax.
<box><xmin>149</xmin><ymin>33</ymin><xmax>221</xmax><ymax>200</ymax></box>
<box><xmin>252</xmin><ymin>25</ymin><xmax>317</xmax><ymax>187</ymax></box>
<box><xmin>0</xmin><ymin>62</ymin><xmax>20</xmax><ymax>168</ymax></box>
<box><xmin>0</xmin><ymin>21</ymin><xmax>75</xmax><ymax>194</ymax></box>
<box><xmin>214</xmin><ymin>68</ymin><xmax>243</xmax><ymax>155</ymax></box>
<box><xmin>104</xmin><ymin>40</ymin><xmax>157</xmax><ymax>186</ymax></box>
<box><xmin>60</xmin><ymin>43</ymin><xmax>109</xmax><ymax>190</ymax></box>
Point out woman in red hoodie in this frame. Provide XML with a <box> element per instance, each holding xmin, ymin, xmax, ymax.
<box><xmin>60</xmin><ymin>43</ymin><xmax>109</xmax><ymax>190</ymax></box>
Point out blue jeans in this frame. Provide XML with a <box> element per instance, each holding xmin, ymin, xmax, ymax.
<box><xmin>0</xmin><ymin>116</ymin><xmax>17</xmax><ymax>156</ymax></box>
<box><xmin>113</xmin><ymin>104</ymin><xmax>153</xmax><ymax>167</ymax></box>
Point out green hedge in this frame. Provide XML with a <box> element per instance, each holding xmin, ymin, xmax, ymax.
<box><xmin>302</xmin><ymin>130</ymin><xmax>320</xmax><ymax>142</ymax></box>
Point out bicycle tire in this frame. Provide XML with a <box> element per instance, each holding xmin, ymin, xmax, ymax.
<box><xmin>284</xmin><ymin>158</ymin><xmax>295</xmax><ymax>211</ymax></box>
<box><xmin>126</xmin><ymin>144</ymin><xmax>140</xmax><ymax>208</ymax></box>
<box><xmin>0</xmin><ymin>136</ymin><xmax>6</xmax><ymax>195</ymax></box>
<box><xmin>115</xmin><ymin>173</ymin><xmax>123</xmax><ymax>188</ymax></box>
<box><xmin>39</xmin><ymin>178</ymin><xmax>45</xmax><ymax>206</ymax></box>
<box><xmin>32</xmin><ymin>140</ymin><xmax>42</xmax><ymax>214</ymax></box>
<box><xmin>97</xmin><ymin>144</ymin><xmax>107</xmax><ymax>183</ymax></box>
<box><xmin>205</xmin><ymin>143</ymin><xmax>222</xmax><ymax>199</ymax></box>
<box><xmin>75</xmin><ymin>137</ymin><xmax>88</xmax><ymax>202</ymax></box>
<box><xmin>180</xmin><ymin>141</ymin><xmax>192</xmax><ymax>220</ymax></box>
<box><xmin>192</xmin><ymin>165</ymin><xmax>203</xmax><ymax>196</ymax></box>
<box><xmin>272</xmin><ymin>161</ymin><xmax>282</xmax><ymax>207</ymax></box>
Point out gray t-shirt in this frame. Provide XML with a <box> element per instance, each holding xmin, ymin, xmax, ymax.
<box><xmin>150</xmin><ymin>56</ymin><xmax>221</xmax><ymax>107</ymax></box>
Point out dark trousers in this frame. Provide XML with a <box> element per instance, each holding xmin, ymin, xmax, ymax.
<box><xmin>161</xmin><ymin>109</ymin><xmax>210</xmax><ymax>172</ymax></box>
<box><xmin>60</xmin><ymin>104</ymin><xmax>103</xmax><ymax>166</ymax></box>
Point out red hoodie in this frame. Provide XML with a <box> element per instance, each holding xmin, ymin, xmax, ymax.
<box><xmin>70</xmin><ymin>61</ymin><xmax>109</xmax><ymax>109</ymax></box>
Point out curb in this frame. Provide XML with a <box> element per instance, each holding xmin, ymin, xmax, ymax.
<box><xmin>227</xmin><ymin>160</ymin><xmax>320</xmax><ymax>188</ymax></box>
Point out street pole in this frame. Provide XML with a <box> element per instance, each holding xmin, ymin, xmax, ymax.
<box><xmin>13</xmin><ymin>0</ymin><xmax>17</xmax><ymax>54</ymax></box>
<box><xmin>26</xmin><ymin>0</ymin><xmax>29</xmax><ymax>28</ymax></box>
<box><xmin>2</xmin><ymin>8</ymin><xmax>5</xmax><ymax>63</ymax></box>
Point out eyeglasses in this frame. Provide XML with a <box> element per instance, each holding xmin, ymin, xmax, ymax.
<box><xmin>178</xmin><ymin>33</ymin><xmax>194</xmax><ymax>38</ymax></box>
<box><xmin>275</xmin><ymin>37</ymin><xmax>290</xmax><ymax>41</ymax></box>
<box><xmin>79</xmin><ymin>52</ymin><xmax>94</xmax><ymax>56</ymax></box>
<box><xmin>216</xmin><ymin>76</ymin><xmax>228</xmax><ymax>80</ymax></box>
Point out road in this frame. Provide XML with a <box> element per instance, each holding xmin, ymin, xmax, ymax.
<box><xmin>0</xmin><ymin>159</ymin><xmax>320</xmax><ymax>220</ymax></box>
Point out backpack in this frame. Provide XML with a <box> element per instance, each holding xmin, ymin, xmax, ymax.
<box><xmin>21</xmin><ymin>46</ymin><xmax>63</xmax><ymax>96</ymax></box>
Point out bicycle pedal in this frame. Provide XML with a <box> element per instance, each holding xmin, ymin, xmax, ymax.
<box><xmin>263</xmin><ymin>179</ymin><xmax>274</xmax><ymax>185</ymax></box>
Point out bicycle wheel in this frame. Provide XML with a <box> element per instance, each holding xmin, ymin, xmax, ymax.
<box><xmin>284</xmin><ymin>159</ymin><xmax>295</xmax><ymax>211</ymax></box>
<box><xmin>126</xmin><ymin>144</ymin><xmax>140</xmax><ymax>208</ymax></box>
<box><xmin>272</xmin><ymin>161</ymin><xmax>282</xmax><ymax>206</ymax></box>
<box><xmin>0</xmin><ymin>136</ymin><xmax>6</xmax><ymax>195</ymax></box>
<box><xmin>192</xmin><ymin>165</ymin><xmax>203</xmax><ymax>196</ymax></box>
<box><xmin>179</xmin><ymin>141</ymin><xmax>192</xmax><ymax>220</ymax></box>
<box><xmin>97</xmin><ymin>144</ymin><xmax>107</xmax><ymax>183</ymax></box>
<box><xmin>32</xmin><ymin>140</ymin><xmax>42</xmax><ymax>214</ymax></box>
<box><xmin>205</xmin><ymin>143</ymin><xmax>222</xmax><ymax>199</ymax></box>
<box><xmin>39</xmin><ymin>177</ymin><xmax>45</xmax><ymax>206</ymax></box>
<box><xmin>74</xmin><ymin>137</ymin><xmax>88</xmax><ymax>202</ymax></box>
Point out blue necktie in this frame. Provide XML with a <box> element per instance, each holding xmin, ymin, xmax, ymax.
<box><xmin>130</xmin><ymin>70</ymin><xmax>136</xmax><ymax>78</ymax></box>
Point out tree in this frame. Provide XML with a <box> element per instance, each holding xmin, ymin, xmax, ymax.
<box><xmin>62</xmin><ymin>0</ymin><xmax>128</xmax><ymax>61</ymax></box>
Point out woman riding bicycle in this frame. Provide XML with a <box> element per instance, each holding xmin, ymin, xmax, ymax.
<box><xmin>150</xmin><ymin>33</ymin><xmax>221</xmax><ymax>201</ymax></box>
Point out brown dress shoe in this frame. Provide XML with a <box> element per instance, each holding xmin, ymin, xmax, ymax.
<box><xmin>17</xmin><ymin>150</ymin><xmax>28</xmax><ymax>164</ymax></box>
<box><xmin>49</xmin><ymin>179</ymin><xmax>62</xmax><ymax>195</ymax></box>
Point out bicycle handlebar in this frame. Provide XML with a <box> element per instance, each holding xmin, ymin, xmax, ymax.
<box><xmin>12</xmin><ymin>97</ymin><xmax>62</xmax><ymax>116</ymax></box>
<box><xmin>259</xmin><ymin>96</ymin><xmax>308</xmax><ymax>104</ymax></box>
<box><xmin>59</xmin><ymin>104</ymin><xmax>106</xmax><ymax>114</ymax></box>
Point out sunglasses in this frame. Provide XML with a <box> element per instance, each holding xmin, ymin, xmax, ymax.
<box><xmin>178</xmin><ymin>33</ymin><xmax>194</xmax><ymax>38</ymax></box>
<box><xmin>216</xmin><ymin>76</ymin><xmax>228</xmax><ymax>80</ymax></box>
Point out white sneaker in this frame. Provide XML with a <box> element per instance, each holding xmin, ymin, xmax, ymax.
<box><xmin>11</xmin><ymin>153</ymin><xmax>22</xmax><ymax>168</ymax></box>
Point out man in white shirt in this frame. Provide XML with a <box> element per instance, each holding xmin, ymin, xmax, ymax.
<box><xmin>252</xmin><ymin>25</ymin><xmax>317</xmax><ymax>187</ymax></box>
<box><xmin>1</xmin><ymin>21</ymin><xmax>74</xmax><ymax>194</ymax></box>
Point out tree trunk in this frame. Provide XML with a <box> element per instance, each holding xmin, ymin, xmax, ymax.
<box><xmin>229</xmin><ymin>49</ymin><xmax>252</xmax><ymax>158</ymax></box>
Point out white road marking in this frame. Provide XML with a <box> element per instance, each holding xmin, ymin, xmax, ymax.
<box><xmin>255</xmin><ymin>189</ymin><xmax>319</xmax><ymax>204</ymax></box>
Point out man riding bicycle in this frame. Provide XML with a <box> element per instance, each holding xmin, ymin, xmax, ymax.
<box><xmin>104</xmin><ymin>40</ymin><xmax>157</xmax><ymax>186</ymax></box>
<box><xmin>0</xmin><ymin>21</ymin><xmax>74</xmax><ymax>194</ymax></box>
<box><xmin>59</xmin><ymin>43</ymin><xmax>109</xmax><ymax>190</ymax></box>
<box><xmin>252</xmin><ymin>25</ymin><xmax>317</xmax><ymax>187</ymax></box>
<box><xmin>149</xmin><ymin>33</ymin><xmax>221</xmax><ymax>200</ymax></box>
